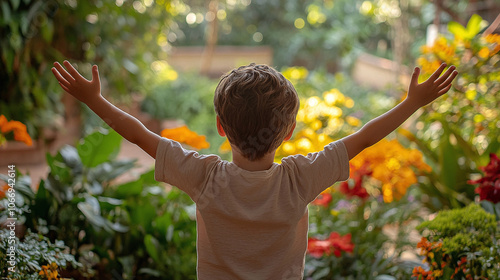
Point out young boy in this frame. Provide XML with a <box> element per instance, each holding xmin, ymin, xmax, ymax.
<box><xmin>52</xmin><ymin>61</ymin><xmax>457</xmax><ymax>279</ymax></box>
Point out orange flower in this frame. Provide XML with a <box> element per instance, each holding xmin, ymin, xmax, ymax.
<box><xmin>0</xmin><ymin>115</ymin><xmax>7</xmax><ymax>127</ymax></box>
<box><xmin>0</xmin><ymin>184</ymin><xmax>9</xmax><ymax>199</ymax></box>
<box><xmin>0</xmin><ymin>115</ymin><xmax>33</xmax><ymax>146</ymax></box>
<box><xmin>219</xmin><ymin>138</ymin><xmax>232</xmax><ymax>153</ymax></box>
<box><xmin>349</xmin><ymin>139</ymin><xmax>430</xmax><ymax>202</ymax></box>
<box><xmin>412</xmin><ymin>266</ymin><xmax>435</xmax><ymax>280</ymax></box>
<box><xmin>160</xmin><ymin>125</ymin><xmax>210</xmax><ymax>150</ymax></box>
<box><xmin>39</xmin><ymin>262</ymin><xmax>59</xmax><ymax>280</ymax></box>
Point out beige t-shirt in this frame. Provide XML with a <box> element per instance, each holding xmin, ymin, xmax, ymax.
<box><xmin>155</xmin><ymin>137</ymin><xmax>349</xmax><ymax>280</ymax></box>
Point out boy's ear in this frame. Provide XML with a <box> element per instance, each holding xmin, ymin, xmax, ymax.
<box><xmin>284</xmin><ymin>122</ymin><xmax>296</xmax><ymax>141</ymax></box>
<box><xmin>216</xmin><ymin>116</ymin><xmax>226</xmax><ymax>137</ymax></box>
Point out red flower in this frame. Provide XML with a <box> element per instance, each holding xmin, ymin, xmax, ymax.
<box><xmin>339</xmin><ymin>176</ymin><xmax>369</xmax><ymax>199</ymax></box>
<box><xmin>312</xmin><ymin>193</ymin><xmax>332</xmax><ymax>207</ymax></box>
<box><xmin>307</xmin><ymin>232</ymin><xmax>354</xmax><ymax>258</ymax></box>
<box><xmin>340</xmin><ymin>163</ymin><xmax>370</xmax><ymax>199</ymax></box>
<box><xmin>468</xmin><ymin>153</ymin><xmax>500</xmax><ymax>204</ymax></box>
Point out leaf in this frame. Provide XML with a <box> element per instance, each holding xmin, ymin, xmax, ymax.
<box><xmin>77</xmin><ymin>195</ymin><xmax>106</xmax><ymax>228</ymax></box>
<box><xmin>106</xmin><ymin>221</ymin><xmax>129</xmax><ymax>233</ymax></box>
<box><xmin>85</xmin><ymin>181</ymin><xmax>103</xmax><ymax>195</ymax></box>
<box><xmin>138</xmin><ymin>268</ymin><xmax>161</xmax><ymax>277</ymax></box>
<box><xmin>140</xmin><ymin>169</ymin><xmax>156</xmax><ymax>186</ymax></box>
<box><xmin>98</xmin><ymin>196</ymin><xmax>123</xmax><ymax>206</ymax></box>
<box><xmin>144</xmin><ymin>234</ymin><xmax>161</xmax><ymax>263</ymax></box>
<box><xmin>130</xmin><ymin>202</ymin><xmax>156</xmax><ymax>231</ymax></box>
<box><xmin>480</xmin><ymin>200</ymin><xmax>495</xmax><ymax>216</ymax></box>
<box><xmin>438</xmin><ymin>132</ymin><xmax>458</xmax><ymax>192</ymax></box>
<box><xmin>123</xmin><ymin>58</ymin><xmax>139</xmax><ymax>74</ymax></box>
<box><xmin>77</xmin><ymin>129</ymin><xmax>122</xmax><ymax>168</ymax></box>
<box><xmin>41</xmin><ymin>20</ymin><xmax>54</xmax><ymax>43</ymax></box>
<box><xmin>2</xmin><ymin>47</ymin><xmax>14</xmax><ymax>74</ymax></box>
<box><xmin>59</xmin><ymin>145</ymin><xmax>83</xmax><ymax>172</ymax></box>
<box><xmin>375</xmin><ymin>275</ymin><xmax>397</xmax><ymax>280</ymax></box>
<box><xmin>11</xmin><ymin>0</ymin><xmax>20</xmax><ymax>10</ymax></box>
<box><xmin>495</xmin><ymin>203</ymin><xmax>500</xmax><ymax>221</ymax></box>
<box><xmin>115</xmin><ymin>179</ymin><xmax>143</xmax><ymax>198</ymax></box>
<box><xmin>1</xmin><ymin>2</ymin><xmax>11</xmax><ymax>23</ymax></box>
<box><xmin>465</xmin><ymin>14</ymin><xmax>483</xmax><ymax>39</ymax></box>
<box><xmin>153</xmin><ymin>212</ymin><xmax>172</xmax><ymax>237</ymax></box>
<box><xmin>448</xmin><ymin>21</ymin><xmax>467</xmax><ymax>39</ymax></box>
<box><xmin>87</xmin><ymin>159</ymin><xmax>135</xmax><ymax>183</ymax></box>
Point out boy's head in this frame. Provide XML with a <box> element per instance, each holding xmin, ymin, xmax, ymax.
<box><xmin>214</xmin><ymin>63</ymin><xmax>299</xmax><ymax>161</ymax></box>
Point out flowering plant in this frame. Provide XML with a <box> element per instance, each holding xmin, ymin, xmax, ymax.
<box><xmin>468</xmin><ymin>153</ymin><xmax>500</xmax><ymax>204</ymax></box>
<box><xmin>0</xmin><ymin>115</ymin><xmax>33</xmax><ymax>146</ymax></box>
<box><xmin>161</xmin><ymin>125</ymin><xmax>210</xmax><ymax>150</ymax></box>
<box><xmin>405</xmin><ymin>14</ymin><xmax>500</xmax><ymax>211</ymax></box>
<box><xmin>348</xmin><ymin>139</ymin><xmax>431</xmax><ymax>203</ymax></box>
<box><xmin>307</xmin><ymin>232</ymin><xmax>354</xmax><ymax>258</ymax></box>
<box><xmin>413</xmin><ymin>204</ymin><xmax>500</xmax><ymax>279</ymax></box>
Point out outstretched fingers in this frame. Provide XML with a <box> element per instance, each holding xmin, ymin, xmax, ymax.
<box><xmin>63</xmin><ymin>60</ymin><xmax>86</xmax><ymax>81</ymax></box>
<box><xmin>58</xmin><ymin>82</ymin><xmax>71</xmax><ymax>93</ymax></box>
<box><xmin>438</xmin><ymin>83</ymin><xmax>453</xmax><ymax>95</ymax></box>
<box><xmin>435</xmin><ymin>65</ymin><xmax>456</xmax><ymax>85</ymax></box>
<box><xmin>51</xmin><ymin>67</ymin><xmax>71</xmax><ymax>88</ymax></box>
<box><xmin>437</xmin><ymin>70</ymin><xmax>458</xmax><ymax>94</ymax></box>
<box><xmin>53</xmin><ymin>62</ymin><xmax>75</xmax><ymax>84</ymax></box>
<box><xmin>428</xmin><ymin>63</ymin><xmax>447</xmax><ymax>82</ymax></box>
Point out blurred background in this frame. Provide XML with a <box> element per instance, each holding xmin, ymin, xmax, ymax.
<box><xmin>1</xmin><ymin>0</ymin><xmax>499</xmax><ymax>279</ymax></box>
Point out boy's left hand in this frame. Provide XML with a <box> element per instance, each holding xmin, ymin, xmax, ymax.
<box><xmin>406</xmin><ymin>63</ymin><xmax>458</xmax><ymax>109</ymax></box>
<box><xmin>52</xmin><ymin>60</ymin><xmax>101</xmax><ymax>105</ymax></box>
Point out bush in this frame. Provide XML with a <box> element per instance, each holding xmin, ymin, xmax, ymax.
<box><xmin>0</xmin><ymin>229</ymin><xmax>81</xmax><ymax>279</ymax></box>
<box><xmin>413</xmin><ymin>204</ymin><xmax>500</xmax><ymax>279</ymax></box>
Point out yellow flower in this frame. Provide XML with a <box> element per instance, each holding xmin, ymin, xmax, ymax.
<box><xmin>282</xmin><ymin>67</ymin><xmax>309</xmax><ymax>81</ymax></box>
<box><xmin>478</xmin><ymin>47</ymin><xmax>490</xmax><ymax>59</ymax></box>
<box><xmin>323</xmin><ymin>89</ymin><xmax>345</xmax><ymax>106</ymax></box>
<box><xmin>219</xmin><ymin>138</ymin><xmax>232</xmax><ymax>153</ymax></box>
<box><xmin>330</xmin><ymin>209</ymin><xmax>339</xmax><ymax>216</ymax></box>
<box><xmin>345</xmin><ymin>116</ymin><xmax>361</xmax><ymax>127</ymax></box>
<box><xmin>351</xmin><ymin>139</ymin><xmax>430</xmax><ymax>203</ymax></box>
<box><xmin>160</xmin><ymin>125</ymin><xmax>210</xmax><ymax>150</ymax></box>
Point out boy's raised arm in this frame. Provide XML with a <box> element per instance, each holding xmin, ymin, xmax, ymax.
<box><xmin>342</xmin><ymin>63</ymin><xmax>458</xmax><ymax>160</ymax></box>
<box><xmin>52</xmin><ymin>60</ymin><xmax>161</xmax><ymax>158</ymax></box>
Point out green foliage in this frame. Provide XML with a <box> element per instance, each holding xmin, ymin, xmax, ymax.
<box><xmin>418</xmin><ymin>204</ymin><xmax>496</xmax><ymax>256</ymax></box>
<box><xmin>1</xmin><ymin>0</ymin><xmax>178</xmax><ymax>139</ymax></box>
<box><xmin>415</xmin><ymin>204</ymin><xmax>500</xmax><ymax>279</ymax></box>
<box><xmin>1</xmin><ymin>129</ymin><xmax>198</xmax><ymax>279</ymax></box>
<box><xmin>0</xmin><ymin>229</ymin><xmax>81</xmax><ymax>279</ymax></box>
<box><xmin>0</xmin><ymin>0</ymin><xmax>64</xmax><ymax>138</ymax></box>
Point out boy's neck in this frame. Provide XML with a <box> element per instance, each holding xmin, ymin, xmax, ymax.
<box><xmin>231</xmin><ymin>148</ymin><xmax>276</xmax><ymax>171</ymax></box>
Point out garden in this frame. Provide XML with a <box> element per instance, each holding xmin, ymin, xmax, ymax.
<box><xmin>1</xmin><ymin>0</ymin><xmax>499</xmax><ymax>279</ymax></box>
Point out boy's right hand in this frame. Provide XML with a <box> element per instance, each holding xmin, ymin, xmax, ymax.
<box><xmin>52</xmin><ymin>60</ymin><xmax>101</xmax><ymax>104</ymax></box>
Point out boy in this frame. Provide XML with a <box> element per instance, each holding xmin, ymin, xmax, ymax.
<box><xmin>52</xmin><ymin>61</ymin><xmax>457</xmax><ymax>279</ymax></box>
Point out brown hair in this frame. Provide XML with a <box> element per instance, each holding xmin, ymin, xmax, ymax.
<box><xmin>214</xmin><ymin>63</ymin><xmax>299</xmax><ymax>161</ymax></box>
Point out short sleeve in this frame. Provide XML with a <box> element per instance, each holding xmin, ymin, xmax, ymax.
<box><xmin>154</xmin><ymin>137</ymin><xmax>221</xmax><ymax>202</ymax></box>
<box><xmin>281</xmin><ymin>140</ymin><xmax>350</xmax><ymax>203</ymax></box>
